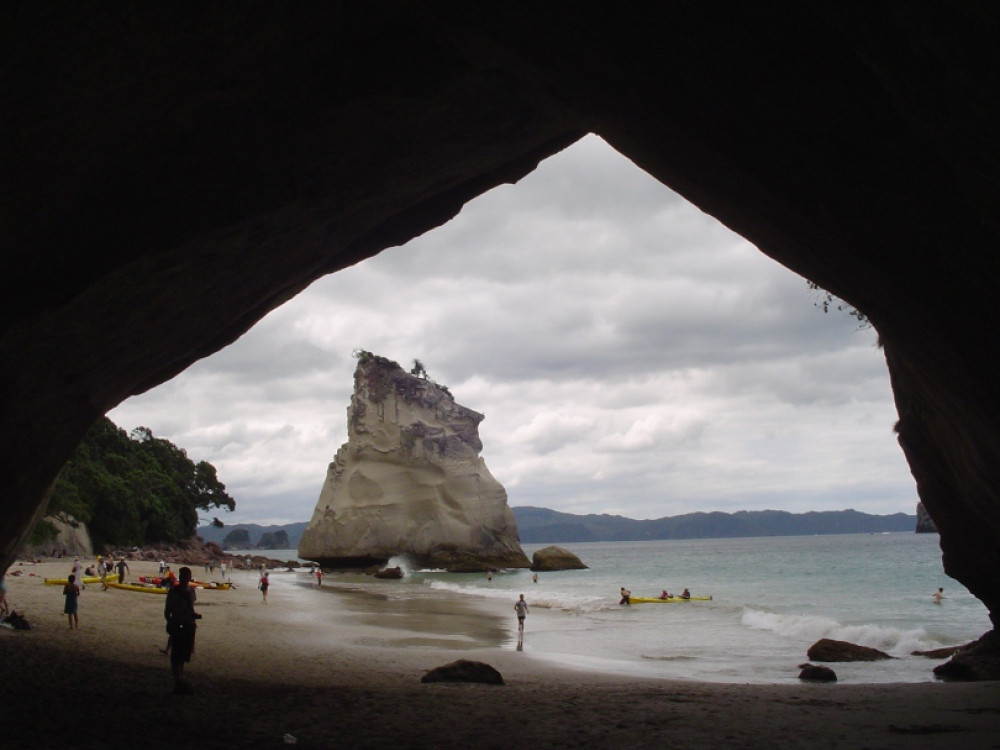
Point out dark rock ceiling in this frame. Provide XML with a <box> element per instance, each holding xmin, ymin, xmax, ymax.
<box><xmin>3</xmin><ymin>3</ymin><xmax>1000</xmax><ymax>668</ymax></box>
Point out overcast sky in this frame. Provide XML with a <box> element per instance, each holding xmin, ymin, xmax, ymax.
<box><xmin>109</xmin><ymin>135</ymin><xmax>917</xmax><ymax>525</ymax></box>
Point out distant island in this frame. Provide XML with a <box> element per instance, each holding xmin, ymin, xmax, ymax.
<box><xmin>196</xmin><ymin>521</ymin><xmax>309</xmax><ymax>550</ymax></box>
<box><xmin>197</xmin><ymin>507</ymin><xmax>919</xmax><ymax>549</ymax></box>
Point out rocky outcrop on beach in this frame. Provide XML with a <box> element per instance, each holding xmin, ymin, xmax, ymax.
<box><xmin>806</xmin><ymin>638</ymin><xmax>892</xmax><ymax>662</ymax></box>
<box><xmin>933</xmin><ymin>631</ymin><xmax>1000</xmax><ymax>681</ymax></box>
<box><xmin>530</xmin><ymin>546</ymin><xmax>588</xmax><ymax>571</ymax></box>
<box><xmin>298</xmin><ymin>354</ymin><xmax>529</xmax><ymax>572</ymax></box>
<box><xmin>18</xmin><ymin>514</ymin><xmax>92</xmax><ymax>558</ymax></box>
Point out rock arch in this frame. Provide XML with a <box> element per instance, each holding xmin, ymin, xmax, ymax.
<box><xmin>3</xmin><ymin>4</ymin><xmax>1000</xmax><ymax>643</ymax></box>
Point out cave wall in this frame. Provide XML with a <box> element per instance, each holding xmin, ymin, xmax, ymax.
<box><xmin>3</xmin><ymin>4</ymin><xmax>1000</xmax><ymax>626</ymax></box>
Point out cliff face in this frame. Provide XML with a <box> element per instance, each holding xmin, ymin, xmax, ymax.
<box><xmin>298</xmin><ymin>355</ymin><xmax>529</xmax><ymax>571</ymax></box>
<box><xmin>18</xmin><ymin>514</ymin><xmax>92</xmax><ymax>559</ymax></box>
<box><xmin>916</xmin><ymin>503</ymin><xmax>939</xmax><ymax>534</ymax></box>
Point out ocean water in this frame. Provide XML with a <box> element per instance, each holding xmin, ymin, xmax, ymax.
<box><xmin>275</xmin><ymin>533</ymin><xmax>991</xmax><ymax>684</ymax></box>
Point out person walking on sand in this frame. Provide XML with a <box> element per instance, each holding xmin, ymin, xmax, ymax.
<box><xmin>63</xmin><ymin>574</ymin><xmax>80</xmax><ymax>629</ymax></box>
<box><xmin>164</xmin><ymin>566</ymin><xmax>200</xmax><ymax>695</ymax></box>
<box><xmin>932</xmin><ymin>587</ymin><xmax>945</xmax><ymax>604</ymax></box>
<box><xmin>259</xmin><ymin>571</ymin><xmax>269</xmax><ymax>603</ymax></box>
<box><xmin>316</xmin><ymin>568</ymin><xmax>322</xmax><ymax>587</ymax></box>
<box><xmin>514</xmin><ymin>594</ymin><xmax>529</xmax><ymax>632</ymax></box>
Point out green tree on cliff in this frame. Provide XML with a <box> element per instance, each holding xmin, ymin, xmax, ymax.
<box><xmin>40</xmin><ymin>417</ymin><xmax>235</xmax><ymax>548</ymax></box>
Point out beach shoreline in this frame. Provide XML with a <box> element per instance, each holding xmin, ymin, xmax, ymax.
<box><xmin>3</xmin><ymin>559</ymin><xmax>999</xmax><ymax>749</ymax></box>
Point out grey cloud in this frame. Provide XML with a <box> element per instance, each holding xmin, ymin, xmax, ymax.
<box><xmin>110</xmin><ymin>135</ymin><xmax>917</xmax><ymax>525</ymax></box>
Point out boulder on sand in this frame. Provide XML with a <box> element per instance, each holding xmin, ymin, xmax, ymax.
<box><xmin>797</xmin><ymin>663</ymin><xmax>837</xmax><ymax>682</ymax></box>
<box><xmin>421</xmin><ymin>660</ymin><xmax>504</xmax><ymax>685</ymax></box>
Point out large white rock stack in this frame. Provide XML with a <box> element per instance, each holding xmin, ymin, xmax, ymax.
<box><xmin>298</xmin><ymin>353</ymin><xmax>529</xmax><ymax>572</ymax></box>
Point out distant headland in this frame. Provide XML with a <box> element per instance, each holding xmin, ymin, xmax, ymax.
<box><xmin>197</xmin><ymin>507</ymin><xmax>920</xmax><ymax>550</ymax></box>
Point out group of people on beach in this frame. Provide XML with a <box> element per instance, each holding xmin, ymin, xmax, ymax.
<box><xmin>60</xmin><ymin>554</ymin><xmax>130</xmax><ymax>627</ymax></box>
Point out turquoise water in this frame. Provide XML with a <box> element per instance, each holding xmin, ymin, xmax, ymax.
<box><xmin>281</xmin><ymin>534</ymin><xmax>992</xmax><ymax>684</ymax></box>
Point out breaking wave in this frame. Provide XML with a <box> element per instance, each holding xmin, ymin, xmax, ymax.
<box><xmin>740</xmin><ymin>607</ymin><xmax>946</xmax><ymax>656</ymax></box>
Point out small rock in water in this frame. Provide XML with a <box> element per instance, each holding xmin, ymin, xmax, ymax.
<box><xmin>806</xmin><ymin>638</ymin><xmax>892</xmax><ymax>662</ymax></box>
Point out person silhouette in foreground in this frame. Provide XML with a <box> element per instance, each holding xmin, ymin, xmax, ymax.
<box><xmin>63</xmin><ymin>574</ymin><xmax>80</xmax><ymax>629</ymax></box>
<box><xmin>164</xmin><ymin>566</ymin><xmax>200</xmax><ymax>695</ymax></box>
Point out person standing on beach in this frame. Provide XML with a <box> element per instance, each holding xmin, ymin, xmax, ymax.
<box><xmin>164</xmin><ymin>566</ymin><xmax>199</xmax><ymax>695</ymax></box>
<box><xmin>97</xmin><ymin>555</ymin><xmax>108</xmax><ymax>590</ymax></box>
<box><xmin>63</xmin><ymin>574</ymin><xmax>80</xmax><ymax>629</ymax></box>
<box><xmin>316</xmin><ymin>568</ymin><xmax>322</xmax><ymax>587</ymax></box>
<box><xmin>71</xmin><ymin>557</ymin><xmax>84</xmax><ymax>590</ymax></box>
<box><xmin>115</xmin><ymin>557</ymin><xmax>129</xmax><ymax>584</ymax></box>
<box><xmin>259</xmin><ymin>571</ymin><xmax>269</xmax><ymax>603</ymax></box>
<box><xmin>514</xmin><ymin>594</ymin><xmax>529</xmax><ymax>632</ymax></box>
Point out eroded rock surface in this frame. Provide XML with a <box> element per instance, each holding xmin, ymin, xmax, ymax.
<box><xmin>298</xmin><ymin>354</ymin><xmax>529</xmax><ymax>572</ymax></box>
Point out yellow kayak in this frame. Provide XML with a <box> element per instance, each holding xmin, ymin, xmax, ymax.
<box><xmin>629</xmin><ymin>595</ymin><xmax>713</xmax><ymax>603</ymax></box>
<box><xmin>44</xmin><ymin>573</ymin><xmax>120</xmax><ymax>586</ymax></box>
<box><xmin>107</xmin><ymin>581</ymin><xmax>230</xmax><ymax>593</ymax></box>
<box><xmin>107</xmin><ymin>581</ymin><xmax>167</xmax><ymax>594</ymax></box>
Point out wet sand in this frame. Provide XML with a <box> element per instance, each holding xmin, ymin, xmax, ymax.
<box><xmin>2</xmin><ymin>559</ymin><xmax>999</xmax><ymax>749</ymax></box>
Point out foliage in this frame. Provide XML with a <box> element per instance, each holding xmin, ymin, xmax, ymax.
<box><xmin>46</xmin><ymin>417</ymin><xmax>235</xmax><ymax>548</ymax></box>
<box><xmin>807</xmin><ymin>282</ymin><xmax>871</xmax><ymax>328</ymax></box>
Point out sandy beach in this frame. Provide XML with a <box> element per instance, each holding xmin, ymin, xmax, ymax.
<box><xmin>2</xmin><ymin>559</ymin><xmax>999</xmax><ymax>749</ymax></box>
